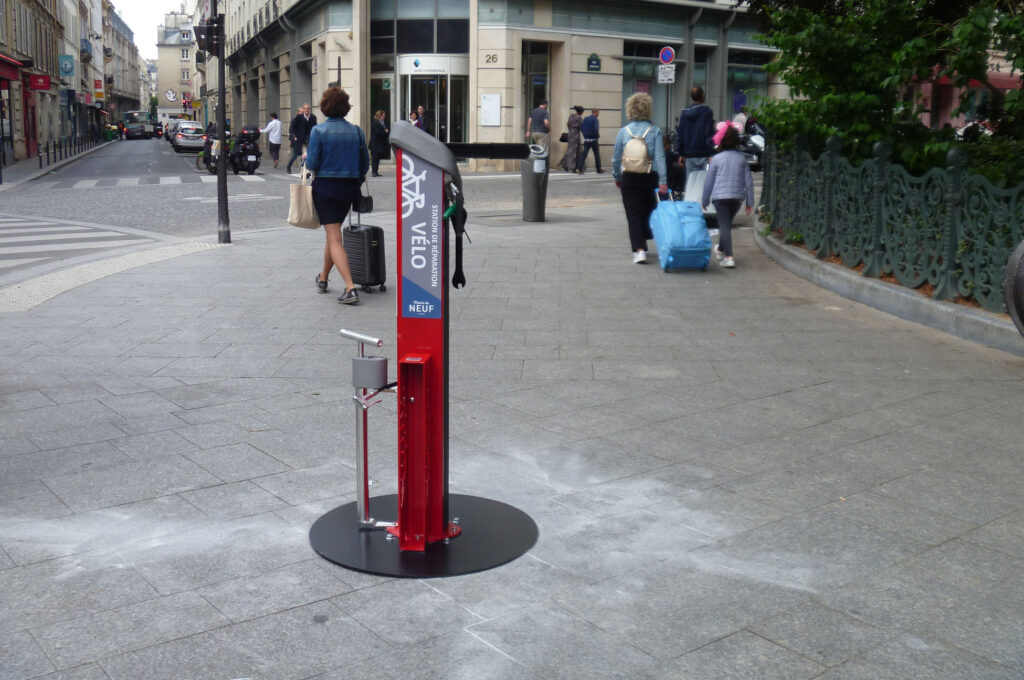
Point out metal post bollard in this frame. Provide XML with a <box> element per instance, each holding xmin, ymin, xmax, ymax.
<box><xmin>520</xmin><ymin>144</ymin><xmax>549</xmax><ymax>222</ymax></box>
<box><xmin>339</xmin><ymin>328</ymin><xmax>396</xmax><ymax>529</ymax></box>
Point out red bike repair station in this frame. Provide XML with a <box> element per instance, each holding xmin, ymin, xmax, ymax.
<box><xmin>309</xmin><ymin>122</ymin><xmax>540</xmax><ymax>577</ymax></box>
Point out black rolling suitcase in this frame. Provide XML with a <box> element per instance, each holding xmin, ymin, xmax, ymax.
<box><xmin>343</xmin><ymin>210</ymin><xmax>387</xmax><ymax>293</ymax></box>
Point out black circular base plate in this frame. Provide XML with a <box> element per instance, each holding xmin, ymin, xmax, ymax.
<box><xmin>309</xmin><ymin>494</ymin><xmax>538</xmax><ymax>578</ymax></box>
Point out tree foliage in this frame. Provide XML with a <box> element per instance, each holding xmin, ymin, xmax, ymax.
<box><xmin>745</xmin><ymin>0</ymin><xmax>1024</xmax><ymax>180</ymax></box>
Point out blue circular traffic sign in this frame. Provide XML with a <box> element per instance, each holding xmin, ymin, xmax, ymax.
<box><xmin>659</xmin><ymin>46</ymin><xmax>675</xmax><ymax>65</ymax></box>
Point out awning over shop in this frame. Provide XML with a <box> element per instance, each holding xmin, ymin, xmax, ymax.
<box><xmin>0</xmin><ymin>52</ymin><xmax>23</xmax><ymax>80</ymax></box>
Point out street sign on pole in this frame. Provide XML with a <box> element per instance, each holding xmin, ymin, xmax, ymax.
<box><xmin>658</xmin><ymin>64</ymin><xmax>676</xmax><ymax>84</ymax></box>
<box><xmin>659</xmin><ymin>46</ymin><xmax>675</xmax><ymax>65</ymax></box>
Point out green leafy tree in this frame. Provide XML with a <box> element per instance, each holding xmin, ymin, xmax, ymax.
<box><xmin>747</xmin><ymin>0</ymin><xmax>1024</xmax><ymax>179</ymax></box>
<box><xmin>149</xmin><ymin>96</ymin><xmax>158</xmax><ymax>119</ymax></box>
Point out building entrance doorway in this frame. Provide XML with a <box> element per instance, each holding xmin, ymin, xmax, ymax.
<box><xmin>396</xmin><ymin>55</ymin><xmax>468</xmax><ymax>144</ymax></box>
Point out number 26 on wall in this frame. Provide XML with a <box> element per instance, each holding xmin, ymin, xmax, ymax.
<box><xmin>483</xmin><ymin>54</ymin><xmax>498</xmax><ymax>64</ymax></box>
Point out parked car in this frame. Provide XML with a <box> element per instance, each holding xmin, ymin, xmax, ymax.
<box><xmin>171</xmin><ymin>122</ymin><xmax>206</xmax><ymax>152</ymax></box>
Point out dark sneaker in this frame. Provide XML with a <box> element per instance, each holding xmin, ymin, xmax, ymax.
<box><xmin>315</xmin><ymin>273</ymin><xmax>328</xmax><ymax>293</ymax></box>
<box><xmin>338</xmin><ymin>288</ymin><xmax>360</xmax><ymax>305</ymax></box>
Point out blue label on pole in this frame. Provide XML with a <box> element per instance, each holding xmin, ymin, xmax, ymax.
<box><xmin>401</xmin><ymin>151</ymin><xmax>443</xmax><ymax>319</ymax></box>
<box><xmin>659</xmin><ymin>47</ymin><xmax>675</xmax><ymax>65</ymax></box>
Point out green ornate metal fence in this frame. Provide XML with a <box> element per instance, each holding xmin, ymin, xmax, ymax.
<box><xmin>762</xmin><ymin>136</ymin><xmax>1024</xmax><ymax>313</ymax></box>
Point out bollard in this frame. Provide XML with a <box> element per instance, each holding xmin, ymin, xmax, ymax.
<box><xmin>520</xmin><ymin>144</ymin><xmax>550</xmax><ymax>222</ymax></box>
<box><xmin>1005</xmin><ymin>240</ymin><xmax>1024</xmax><ymax>339</ymax></box>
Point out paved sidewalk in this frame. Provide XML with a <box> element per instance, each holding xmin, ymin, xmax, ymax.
<box><xmin>0</xmin><ymin>141</ymin><xmax>112</xmax><ymax>192</ymax></box>
<box><xmin>1</xmin><ymin>202</ymin><xmax>1023</xmax><ymax>679</ymax></box>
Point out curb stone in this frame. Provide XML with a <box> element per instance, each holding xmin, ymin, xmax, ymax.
<box><xmin>754</xmin><ymin>225</ymin><xmax>1024</xmax><ymax>357</ymax></box>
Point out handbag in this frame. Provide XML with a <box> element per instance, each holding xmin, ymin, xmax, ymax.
<box><xmin>354</xmin><ymin>182</ymin><xmax>373</xmax><ymax>214</ymax></box>
<box><xmin>287</xmin><ymin>164</ymin><xmax>320</xmax><ymax>229</ymax></box>
<box><xmin>559</xmin><ymin>132</ymin><xmax>569</xmax><ymax>143</ymax></box>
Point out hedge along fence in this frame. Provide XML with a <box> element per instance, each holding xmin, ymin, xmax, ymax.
<box><xmin>762</xmin><ymin>136</ymin><xmax>1024</xmax><ymax>314</ymax></box>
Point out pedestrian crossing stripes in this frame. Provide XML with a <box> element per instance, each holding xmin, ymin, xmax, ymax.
<box><xmin>0</xmin><ymin>217</ymin><xmax>155</xmax><ymax>276</ymax></box>
<box><xmin>50</xmin><ymin>174</ymin><xmax>274</xmax><ymax>190</ymax></box>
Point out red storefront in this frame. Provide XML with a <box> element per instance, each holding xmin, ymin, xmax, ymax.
<box><xmin>0</xmin><ymin>52</ymin><xmax>23</xmax><ymax>163</ymax></box>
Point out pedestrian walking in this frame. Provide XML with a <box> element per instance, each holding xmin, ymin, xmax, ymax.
<box><xmin>525</xmin><ymin>99</ymin><xmax>550</xmax><ymax>155</ymax></box>
<box><xmin>286</xmin><ymin>103</ymin><xmax>317</xmax><ymax>174</ymax></box>
<box><xmin>558</xmin><ymin>106</ymin><xmax>584</xmax><ymax>172</ymax></box>
<box><xmin>612</xmin><ymin>92</ymin><xmax>668</xmax><ymax>264</ymax></box>
<box><xmin>303</xmin><ymin>87</ymin><xmax>369</xmax><ymax>305</ymax></box>
<box><xmin>578</xmin><ymin>108</ymin><xmax>603</xmax><ymax>174</ymax></box>
<box><xmin>369</xmin><ymin>110</ymin><xmax>389</xmax><ymax>177</ymax></box>
<box><xmin>701</xmin><ymin>124</ymin><xmax>754</xmax><ymax>269</ymax></box>
<box><xmin>260</xmin><ymin>112</ymin><xmax>283</xmax><ymax>168</ymax></box>
<box><xmin>416</xmin><ymin>105</ymin><xmax>434</xmax><ymax>136</ymax></box>
<box><xmin>675</xmin><ymin>86</ymin><xmax>715</xmax><ymax>179</ymax></box>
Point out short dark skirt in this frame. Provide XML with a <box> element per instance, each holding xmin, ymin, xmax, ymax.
<box><xmin>312</xmin><ymin>177</ymin><xmax>361</xmax><ymax>225</ymax></box>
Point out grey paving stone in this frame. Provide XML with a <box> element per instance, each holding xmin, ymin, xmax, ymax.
<box><xmin>814</xmin><ymin>632</ymin><xmax>1024</xmax><ymax>680</ymax></box>
<box><xmin>42</xmin><ymin>454</ymin><xmax>222</xmax><ymax>512</ymax></box>
<box><xmin>108</xmin><ymin>412</ymin><xmax>189</xmax><ymax>436</ymax></box>
<box><xmin>31</xmin><ymin>591</ymin><xmax>230</xmax><ymax>669</ymax></box>
<box><xmin>0</xmin><ymin>551</ymin><xmax>157</xmax><ymax>634</ymax></box>
<box><xmin>708</xmin><ymin>422</ymin><xmax>874</xmax><ymax>474</ymax></box>
<box><xmin>0</xmin><ymin>435</ymin><xmax>39</xmax><ymax>459</ymax></box>
<box><xmin>427</xmin><ymin>553</ymin><xmax>589</xmax><ymax>620</ymax></box>
<box><xmin>0</xmin><ymin>480</ymin><xmax>71</xmax><ymax>521</ymax></box>
<box><xmin>529</xmin><ymin>510</ymin><xmax>711</xmax><ymax>582</ymax></box>
<box><xmin>0</xmin><ymin>628</ymin><xmax>55</xmax><ymax>679</ymax></box>
<box><xmin>819</xmin><ymin>491</ymin><xmax>977</xmax><ymax>546</ymax></box>
<box><xmin>102</xmin><ymin>601</ymin><xmax>387</xmax><ymax>680</ymax></box>
<box><xmin>28</xmin><ymin>422</ymin><xmax>128</xmax><ymax>452</ymax></box>
<box><xmin>197</xmin><ymin>559</ymin><xmax>353</xmax><ymax>622</ymax></box>
<box><xmin>96</xmin><ymin>392</ymin><xmax>183</xmax><ymax>419</ymax></box>
<box><xmin>179</xmin><ymin>480</ymin><xmax>289</xmax><ymax>520</ymax></box>
<box><xmin>183</xmin><ymin>441</ymin><xmax>290</xmax><ymax>483</ymax></box>
<box><xmin>687</xmin><ymin>509</ymin><xmax>928</xmax><ymax>591</ymax></box>
<box><xmin>748</xmin><ymin>600</ymin><xmax>892</xmax><ymax>667</ymax></box>
<box><xmin>253</xmin><ymin>459</ymin><xmax>354</xmax><ymax>505</ymax></box>
<box><xmin>873</xmin><ymin>465</ymin><xmax>1022</xmax><ymax>525</ymax></box>
<box><xmin>317</xmin><ymin>629</ymin><xmax>540</xmax><ymax>680</ymax></box>
<box><xmin>468</xmin><ymin>604</ymin><xmax>658</xmax><ymax>680</ymax></box>
<box><xmin>722</xmin><ymin>456</ymin><xmax>874</xmax><ymax>514</ymax></box>
<box><xmin>0</xmin><ymin>400</ymin><xmax>120</xmax><ymax>438</ymax></box>
<box><xmin>0</xmin><ymin>390</ymin><xmax>56</xmax><ymax>411</ymax></box>
<box><xmin>109</xmin><ymin>429</ymin><xmax>198</xmax><ymax>459</ymax></box>
<box><xmin>557</xmin><ymin>556</ymin><xmax>807</xmax><ymax>660</ymax></box>
<box><xmin>174</xmin><ymin>421</ymin><xmax>253</xmax><ymax>449</ymax></box>
<box><xmin>962</xmin><ymin>509</ymin><xmax>1024</xmax><ymax>559</ymax></box>
<box><xmin>646</xmin><ymin>631</ymin><xmax>824</xmax><ymax>680</ymax></box>
<box><xmin>0</xmin><ymin>495</ymin><xmax>207</xmax><ymax>565</ymax></box>
<box><xmin>115</xmin><ymin>513</ymin><xmax>312</xmax><ymax>595</ymax></box>
<box><xmin>0</xmin><ymin>441</ymin><xmax>131</xmax><ymax>487</ymax></box>
<box><xmin>657</xmin><ymin>487</ymin><xmax>785</xmax><ymax>538</ymax></box>
<box><xmin>333</xmin><ymin>579</ymin><xmax>482</xmax><ymax>645</ymax></box>
<box><xmin>31</xmin><ymin>664</ymin><xmax>111</xmax><ymax>680</ymax></box>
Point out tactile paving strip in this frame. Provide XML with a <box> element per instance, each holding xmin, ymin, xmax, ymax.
<box><xmin>0</xmin><ymin>242</ymin><xmax>227</xmax><ymax>312</ymax></box>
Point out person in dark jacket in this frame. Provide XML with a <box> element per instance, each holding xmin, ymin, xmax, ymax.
<box><xmin>417</xmin><ymin>105</ymin><xmax>433</xmax><ymax>136</ymax></box>
<box><xmin>577</xmin><ymin>108</ymin><xmax>603</xmax><ymax>174</ymax></box>
<box><xmin>675</xmin><ymin>86</ymin><xmax>715</xmax><ymax>179</ymax></box>
<box><xmin>368</xmin><ymin>110</ymin><xmax>389</xmax><ymax>177</ymax></box>
<box><xmin>286</xmin><ymin>103</ymin><xmax>317</xmax><ymax>174</ymax></box>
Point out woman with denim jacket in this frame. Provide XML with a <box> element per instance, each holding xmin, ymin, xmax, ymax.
<box><xmin>303</xmin><ymin>87</ymin><xmax>370</xmax><ymax>305</ymax></box>
<box><xmin>612</xmin><ymin>92</ymin><xmax>668</xmax><ymax>264</ymax></box>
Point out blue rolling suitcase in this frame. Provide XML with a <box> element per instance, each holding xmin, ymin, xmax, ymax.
<box><xmin>649</xmin><ymin>196</ymin><xmax>712</xmax><ymax>272</ymax></box>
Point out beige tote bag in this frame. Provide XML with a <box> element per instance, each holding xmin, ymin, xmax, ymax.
<box><xmin>288</xmin><ymin>164</ymin><xmax>320</xmax><ymax>229</ymax></box>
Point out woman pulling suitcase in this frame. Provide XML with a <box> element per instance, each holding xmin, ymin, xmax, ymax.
<box><xmin>303</xmin><ymin>87</ymin><xmax>370</xmax><ymax>304</ymax></box>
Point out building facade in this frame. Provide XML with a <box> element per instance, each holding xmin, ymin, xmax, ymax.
<box><xmin>1</xmin><ymin>0</ymin><xmax>140</xmax><ymax>163</ymax></box>
<box><xmin>103</xmin><ymin>0</ymin><xmax>140</xmax><ymax>118</ymax></box>
<box><xmin>155</xmin><ymin>7</ymin><xmax>197</xmax><ymax>125</ymax></box>
<box><xmin>217</xmin><ymin>0</ymin><xmax>780</xmax><ymax>170</ymax></box>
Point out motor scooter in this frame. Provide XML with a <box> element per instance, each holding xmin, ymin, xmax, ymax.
<box><xmin>739</xmin><ymin>121</ymin><xmax>766</xmax><ymax>171</ymax></box>
<box><xmin>229</xmin><ymin>125</ymin><xmax>262</xmax><ymax>175</ymax></box>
